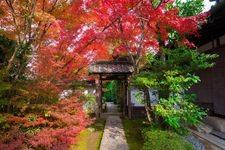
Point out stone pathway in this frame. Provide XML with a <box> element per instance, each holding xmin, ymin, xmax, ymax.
<box><xmin>106</xmin><ymin>102</ymin><xmax>118</xmax><ymax>113</ymax></box>
<box><xmin>101</xmin><ymin>102</ymin><xmax>122</xmax><ymax>118</ymax></box>
<box><xmin>100</xmin><ymin>103</ymin><xmax>129</xmax><ymax>150</ymax></box>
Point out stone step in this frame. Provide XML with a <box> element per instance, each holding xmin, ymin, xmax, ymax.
<box><xmin>191</xmin><ymin>129</ymin><xmax>225</xmax><ymax>150</ymax></box>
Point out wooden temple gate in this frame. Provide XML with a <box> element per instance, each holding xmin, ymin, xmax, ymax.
<box><xmin>89</xmin><ymin>61</ymin><xmax>134</xmax><ymax>118</ymax></box>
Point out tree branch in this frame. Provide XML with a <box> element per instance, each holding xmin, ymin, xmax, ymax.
<box><xmin>118</xmin><ymin>18</ymin><xmax>135</xmax><ymax>64</ymax></box>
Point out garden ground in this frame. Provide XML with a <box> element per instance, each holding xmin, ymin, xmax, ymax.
<box><xmin>122</xmin><ymin>118</ymin><xmax>144</xmax><ymax>150</ymax></box>
<box><xmin>71</xmin><ymin>119</ymin><xmax>105</xmax><ymax>150</ymax></box>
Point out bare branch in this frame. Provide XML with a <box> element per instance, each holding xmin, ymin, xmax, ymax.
<box><xmin>118</xmin><ymin>18</ymin><xmax>135</xmax><ymax>64</ymax></box>
<box><xmin>136</xmin><ymin>19</ymin><xmax>145</xmax><ymax>66</ymax></box>
<box><xmin>49</xmin><ymin>0</ymin><xmax>59</xmax><ymax>12</ymax></box>
<box><xmin>5</xmin><ymin>0</ymin><xmax>21</xmax><ymax>43</ymax></box>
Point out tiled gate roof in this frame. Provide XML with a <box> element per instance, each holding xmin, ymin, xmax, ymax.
<box><xmin>89</xmin><ymin>61</ymin><xmax>134</xmax><ymax>74</ymax></box>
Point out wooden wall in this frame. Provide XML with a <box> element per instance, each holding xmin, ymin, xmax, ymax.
<box><xmin>191</xmin><ymin>45</ymin><xmax>225</xmax><ymax>116</ymax></box>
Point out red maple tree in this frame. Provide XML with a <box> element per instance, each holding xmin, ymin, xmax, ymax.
<box><xmin>78</xmin><ymin>0</ymin><xmax>208</xmax><ymax>73</ymax></box>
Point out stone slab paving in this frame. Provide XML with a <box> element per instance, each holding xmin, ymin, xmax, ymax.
<box><xmin>100</xmin><ymin>115</ymin><xmax>129</xmax><ymax>150</ymax></box>
<box><xmin>106</xmin><ymin>102</ymin><xmax>118</xmax><ymax>113</ymax></box>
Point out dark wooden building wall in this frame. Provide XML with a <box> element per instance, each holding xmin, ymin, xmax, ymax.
<box><xmin>191</xmin><ymin>45</ymin><xmax>225</xmax><ymax>116</ymax></box>
<box><xmin>189</xmin><ymin>1</ymin><xmax>225</xmax><ymax>116</ymax></box>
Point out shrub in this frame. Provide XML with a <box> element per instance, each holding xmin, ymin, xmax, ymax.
<box><xmin>132</xmin><ymin>48</ymin><xmax>217</xmax><ymax>131</ymax></box>
<box><xmin>142</xmin><ymin>129</ymin><xmax>194</xmax><ymax>150</ymax></box>
<box><xmin>155</xmin><ymin>94</ymin><xmax>207</xmax><ymax>134</ymax></box>
<box><xmin>0</xmin><ymin>114</ymin><xmax>10</xmax><ymax>130</ymax></box>
<box><xmin>0</xmin><ymin>96</ymin><xmax>92</xmax><ymax>149</ymax></box>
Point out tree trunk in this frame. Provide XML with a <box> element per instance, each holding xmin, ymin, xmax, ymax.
<box><xmin>95</xmin><ymin>77</ymin><xmax>101</xmax><ymax>119</ymax></box>
<box><xmin>3</xmin><ymin>49</ymin><xmax>18</xmax><ymax>81</ymax></box>
<box><xmin>127</xmin><ymin>80</ymin><xmax>132</xmax><ymax>119</ymax></box>
<box><xmin>144</xmin><ymin>89</ymin><xmax>151</xmax><ymax>123</ymax></box>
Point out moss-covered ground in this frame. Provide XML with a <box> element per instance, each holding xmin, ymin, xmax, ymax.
<box><xmin>70</xmin><ymin>119</ymin><xmax>105</xmax><ymax>150</ymax></box>
<box><xmin>122</xmin><ymin>118</ymin><xmax>145</xmax><ymax>150</ymax></box>
<box><xmin>122</xmin><ymin>118</ymin><xmax>195</xmax><ymax>150</ymax></box>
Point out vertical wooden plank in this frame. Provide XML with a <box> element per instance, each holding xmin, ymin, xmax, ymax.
<box><xmin>99</xmin><ymin>74</ymin><xmax>103</xmax><ymax>117</ymax></box>
<box><xmin>123</xmin><ymin>78</ymin><xmax>128</xmax><ymax>117</ymax></box>
<box><xmin>95</xmin><ymin>75</ymin><xmax>101</xmax><ymax>119</ymax></box>
<box><xmin>95</xmin><ymin>77</ymin><xmax>100</xmax><ymax>119</ymax></box>
<box><xmin>123</xmin><ymin>80</ymin><xmax>126</xmax><ymax>117</ymax></box>
<box><xmin>127</xmin><ymin>79</ymin><xmax>132</xmax><ymax>119</ymax></box>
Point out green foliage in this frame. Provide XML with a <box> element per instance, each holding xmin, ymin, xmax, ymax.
<box><xmin>134</xmin><ymin>92</ymin><xmax>144</xmax><ymax>104</ymax></box>
<box><xmin>70</xmin><ymin>80</ymin><xmax>88</xmax><ymax>91</ymax></box>
<box><xmin>0</xmin><ymin>81</ymin><xmax>13</xmax><ymax>109</ymax></box>
<box><xmin>123</xmin><ymin>119</ymin><xmax>194</xmax><ymax>150</ymax></box>
<box><xmin>132</xmin><ymin>72</ymin><xmax>157</xmax><ymax>90</ymax></box>
<box><xmin>155</xmin><ymin>94</ymin><xmax>207</xmax><ymax>133</ymax></box>
<box><xmin>0</xmin><ymin>35</ymin><xmax>32</xmax><ymax>81</ymax></box>
<box><xmin>102</xmin><ymin>81</ymin><xmax>118</xmax><ymax>102</ymax></box>
<box><xmin>0</xmin><ymin>36</ymin><xmax>15</xmax><ymax>81</ymax></box>
<box><xmin>167</xmin><ymin>0</ymin><xmax>205</xmax><ymax>45</ymax></box>
<box><xmin>122</xmin><ymin>119</ymin><xmax>145</xmax><ymax>150</ymax></box>
<box><xmin>102</xmin><ymin>80</ymin><xmax>125</xmax><ymax>111</ymax></box>
<box><xmin>152</xmin><ymin>0</ymin><xmax>162</xmax><ymax>9</ymax></box>
<box><xmin>71</xmin><ymin>119</ymin><xmax>106</xmax><ymax>150</ymax></box>
<box><xmin>164</xmin><ymin>71</ymin><xmax>200</xmax><ymax>93</ymax></box>
<box><xmin>133</xmin><ymin>48</ymin><xmax>218</xmax><ymax>93</ymax></box>
<box><xmin>81</xmin><ymin>93</ymin><xmax>96</xmax><ymax>113</ymax></box>
<box><xmin>0</xmin><ymin>36</ymin><xmax>16</xmax><ymax>66</ymax></box>
<box><xmin>0</xmin><ymin>80</ymin><xmax>59</xmax><ymax>115</ymax></box>
<box><xmin>142</xmin><ymin>129</ymin><xmax>195</xmax><ymax>150</ymax></box>
<box><xmin>0</xmin><ymin>82</ymin><xmax>12</xmax><ymax>95</ymax></box>
<box><xmin>0</xmin><ymin>114</ymin><xmax>10</xmax><ymax>130</ymax></box>
<box><xmin>132</xmin><ymin>47</ymin><xmax>217</xmax><ymax>132</ymax></box>
<box><xmin>172</xmin><ymin>0</ymin><xmax>204</xmax><ymax>17</ymax></box>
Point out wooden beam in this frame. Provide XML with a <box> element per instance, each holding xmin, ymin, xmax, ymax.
<box><xmin>100</xmin><ymin>74</ymin><xmax>103</xmax><ymax>116</ymax></box>
<box><xmin>127</xmin><ymin>79</ymin><xmax>132</xmax><ymax>119</ymax></box>
<box><xmin>100</xmin><ymin>74</ymin><xmax>127</xmax><ymax>80</ymax></box>
<box><xmin>122</xmin><ymin>77</ymin><xmax>129</xmax><ymax>117</ymax></box>
<box><xmin>123</xmin><ymin>80</ymin><xmax>126</xmax><ymax>117</ymax></box>
<box><xmin>95</xmin><ymin>75</ymin><xmax>101</xmax><ymax>119</ymax></box>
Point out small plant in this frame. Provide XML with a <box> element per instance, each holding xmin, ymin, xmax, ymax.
<box><xmin>155</xmin><ymin>94</ymin><xmax>207</xmax><ymax>134</ymax></box>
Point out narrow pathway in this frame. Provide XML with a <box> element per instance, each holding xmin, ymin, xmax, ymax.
<box><xmin>106</xmin><ymin>102</ymin><xmax>118</xmax><ymax>113</ymax></box>
<box><xmin>100</xmin><ymin>103</ymin><xmax>129</xmax><ymax>150</ymax></box>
